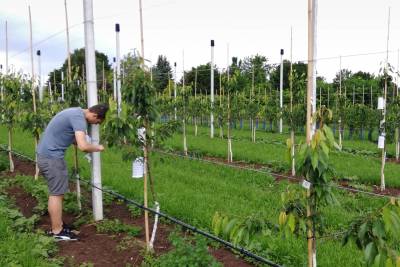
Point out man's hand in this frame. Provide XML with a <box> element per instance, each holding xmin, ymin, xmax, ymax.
<box><xmin>75</xmin><ymin>131</ymin><xmax>105</xmax><ymax>153</ymax></box>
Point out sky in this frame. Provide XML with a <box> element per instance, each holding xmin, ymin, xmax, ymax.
<box><xmin>1</xmin><ymin>0</ymin><xmax>400</xmax><ymax>83</ymax></box>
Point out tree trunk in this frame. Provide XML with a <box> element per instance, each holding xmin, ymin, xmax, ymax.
<box><xmin>338</xmin><ymin>119</ymin><xmax>343</xmax><ymax>150</ymax></box>
<box><xmin>291</xmin><ymin>130</ymin><xmax>295</xmax><ymax>176</ymax></box>
<box><xmin>194</xmin><ymin>117</ymin><xmax>198</xmax><ymax>136</ymax></box>
<box><xmin>396</xmin><ymin>128</ymin><xmax>399</xmax><ymax>161</ymax></box>
<box><xmin>8</xmin><ymin>127</ymin><xmax>14</xmax><ymax>172</ymax></box>
<box><xmin>183</xmin><ymin>118</ymin><xmax>188</xmax><ymax>156</ymax></box>
<box><xmin>143</xmin><ymin>122</ymin><xmax>150</xmax><ymax>250</ymax></box>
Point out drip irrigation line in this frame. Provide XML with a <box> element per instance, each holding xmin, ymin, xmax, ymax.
<box><xmin>155</xmin><ymin>150</ymin><xmax>400</xmax><ymax>200</ymax></box>
<box><xmin>0</xmin><ymin>145</ymin><xmax>281</xmax><ymax>267</ymax></box>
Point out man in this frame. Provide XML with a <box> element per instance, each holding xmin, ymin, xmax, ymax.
<box><xmin>37</xmin><ymin>104</ymin><xmax>108</xmax><ymax>241</ymax></box>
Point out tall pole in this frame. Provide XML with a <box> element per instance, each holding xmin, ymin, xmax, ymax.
<box><xmin>338</xmin><ymin>56</ymin><xmax>342</xmax><ymax>149</ymax></box>
<box><xmin>210</xmin><ymin>40</ymin><xmax>215</xmax><ymax>138</ymax></box>
<box><xmin>61</xmin><ymin>71</ymin><xmax>65</xmax><ymax>101</ymax></box>
<box><xmin>5</xmin><ymin>21</ymin><xmax>8</xmax><ymax>75</ymax></box>
<box><xmin>227</xmin><ymin>43</ymin><xmax>232</xmax><ymax>162</ymax></box>
<box><xmin>83</xmin><ymin>0</ymin><xmax>103</xmax><ymax>221</ymax></box>
<box><xmin>306</xmin><ymin>1</ymin><xmax>317</xmax><ymax>267</ymax></box>
<box><xmin>174</xmin><ymin>62</ymin><xmax>177</xmax><ymax>120</ymax></box>
<box><xmin>138</xmin><ymin>0</ymin><xmax>145</xmax><ymax>63</ymax></box>
<box><xmin>64</xmin><ymin>0</ymin><xmax>72</xmax><ymax>82</ymax></box>
<box><xmin>29</xmin><ymin>6</ymin><xmax>39</xmax><ymax>180</ymax></box>
<box><xmin>113</xmin><ymin>57</ymin><xmax>116</xmax><ymax>101</ymax></box>
<box><xmin>182</xmin><ymin>50</ymin><xmax>187</xmax><ymax>156</ymax></box>
<box><xmin>279</xmin><ymin>49</ymin><xmax>284</xmax><ymax>133</ymax></box>
<box><xmin>115</xmin><ymin>23</ymin><xmax>121</xmax><ymax>116</ymax></box>
<box><xmin>37</xmin><ymin>50</ymin><xmax>43</xmax><ymax>102</ymax></box>
<box><xmin>290</xmin><ymin>27</ymin><xmax>295</xmax><ymax>176</ymax></box>
<box><xmin>380</xmin><ymin>7</ymin><xmax>390</xmax><ymax>191</ymax></box>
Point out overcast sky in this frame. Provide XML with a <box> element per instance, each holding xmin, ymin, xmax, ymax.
<box><xmin>1</xmin><ymin>0</ymin><xmax>400</xmax><ymax>82</ymax></box>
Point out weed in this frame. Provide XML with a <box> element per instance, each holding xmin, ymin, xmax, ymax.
<box><xmin>95</xmin><ymin>218</ymin><xmax>141</xmax><ymax>236</ymax></box>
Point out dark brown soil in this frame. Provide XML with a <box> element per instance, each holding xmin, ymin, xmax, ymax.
<box><xmin>3</xmin><ymin>155</ymin><xmax>36</xmax><ymax>177</ymax></box>
<box><xmin>5</xmin><ymin>186</ymin><xmax>38</xmax><ymax>218</ymax></box>
<box><xmin>3</xmin><ymin>154</ymin><xmax>256</xmax><ymax>267</ymax></box>
<box><xmin>372</xmin><ymin>185</ymin><xmax>400</xmax><ymax>196</ymax></box>
<box><xmin>386</xmin><ymin>158</ymin><xmax>400</xmax><ymax>164</ymax></box>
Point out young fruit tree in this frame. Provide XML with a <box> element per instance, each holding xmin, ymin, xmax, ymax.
<box><xmin>279</xmin><ymin>109</ymin><xmax>339</xmax><ymax>267</ymax></box>
<box><xmin>0</xmin><ymin>73</ymin><xmax>23</xmax><ymax>172</ymax></box>
<box><xmin>103</xmin><ymin>64</ymin><xmax>179</xmax><ymax>251</ymax></box>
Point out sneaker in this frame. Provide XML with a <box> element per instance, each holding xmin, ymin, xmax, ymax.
<box><xmin>49</xmin><ymin>228</ymin><xmax>79</xmax><ymax>241</ymax></box>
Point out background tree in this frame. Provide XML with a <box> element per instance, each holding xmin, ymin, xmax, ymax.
<box><xmin>47</xmin><ymin>48</ymin><xmax>112</xmax><ymax>92</ymax></box>
<box><xmin>151</xmin><ymin>55</ymin><xmax>172</xmax><ymax>93</ymax></box>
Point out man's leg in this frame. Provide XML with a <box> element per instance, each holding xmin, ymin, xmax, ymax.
<box><xmin>48</xmin><ymin>195</ymin><xmax>64</xmax><ymax>234</ymax></box>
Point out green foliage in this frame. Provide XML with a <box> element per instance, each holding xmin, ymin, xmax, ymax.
<box><xmin>212</xmin><ymin>212</ymin><xmax>276</xmax><ymax>251</ymax></box>
<box><xmin>279</xmin><ymin>123</ymin><xmax>339</xmax><ymax>264</ymax></box>
<box><xmin>143</xmin><ymin>231</ymin><xmax>222</xmax><ymax>267</ymax></box>
<box><xmin>95</xmin><ymin>218</ymin><xmax>141</xmax><ymax>236</ymax></box>
<box><xmin>343</xmin><ymin>199</ymin><xmax>400</xmax><ymax>266</ymax></box>
<box><xmin>0</xmin><ymin>195</ymin><xmax>59</xmax><ymax>267</ymax></box>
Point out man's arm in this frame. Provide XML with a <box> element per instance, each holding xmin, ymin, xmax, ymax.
<box><xmin>74</xmin><ymin>131</ymin><xmax>104</xmax><ymax>152</ymax></box>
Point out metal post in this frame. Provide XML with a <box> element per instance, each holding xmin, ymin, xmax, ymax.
<box><xmin>210</xmin><ymin>40</ymin><xmax>215</xmax><ymax>138</ymax></box>
<box><xmin>306</xmin><ymin>1</ymin><xmax>318</xmax><ymax>266</ymax></box>
<box><xmin>29</xmin><ymin>6</ymin><xmax>39</xmax><ymax>180</ymax></box>
<box><xmin>37</xmin><ymin>50</ymin><xmax>43</xmax><ymax>102</ymax></box>
<box><xmin>61</xmin><ymin>71</ymin><xmax>65</xmax><ymax>101</ymax></box>
<box><xmin>174</xmin><ymin>62</ymin><xmax>177</xmax><ymax>120</ymax></box>
<box><xmin>380</xmin><ymin>7</ymin><xmax>390</xmax><ymax>191</ymax></box>
<box><xmin>83</xmin><ymin>0</ymin><xmax>103</xmax><ymax>221</ymax></box>
<box><xmin>115</xmin><ymin>23</ymin><xmax>121</xmax><ymax>116</ymax></box>
<box><xmin>279</xmin><ymin>49</ymin><xmax>284</xmax><ymax>133</ymax></box>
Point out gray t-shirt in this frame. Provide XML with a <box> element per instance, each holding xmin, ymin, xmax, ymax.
<box><xmin>37</xmin><ymin>107</ymin><xmax>87</xmax><ymax>158</ymax></box>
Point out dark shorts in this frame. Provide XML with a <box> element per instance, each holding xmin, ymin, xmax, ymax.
<box><xmin>37</xmin><ymin>155</ymin><xmax>69</xmax><ymax>195</ymax></box>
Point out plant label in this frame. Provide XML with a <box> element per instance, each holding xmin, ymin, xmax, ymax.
<box><xmin>378</xmin><ymin>135</ymin><xmax>385</xmax><ymax>149</ymax></box>
<box><xmin>132</xmin><ymin>157</ymin><xmax>145</xmax><ymax>178</ymax></box>
<box><xmin>377</xmin><ymin>97</ymin><xmax>385</xmax><ymax>110</ymax></box>
<box><xmin>301</xmin><ymin>179</ymin><xmax>311</xmax><ymax>190</ymax></box>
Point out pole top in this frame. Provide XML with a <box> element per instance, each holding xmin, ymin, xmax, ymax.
<box><xmin>174</xmin><ymin>62</ymin><xmax>177</xmax><ymax>67</ymax></box>
<box><xmin>36</xmin><ymin>50</ymin><xmax>41</xmax><ymax>56</ymax></box>
<box><xmin>211</xmin><ymin>40</ymin><xmax>215</xmax><ymax>47</ymax></box>
<box><xmin>280</xmin><ymin>49</ymin><xmax>284</xmax><ymax>55</ymax></box>
<box><xmin>115</xmin><ymin>23</ymin><xmax>120</xmax><ymax>32</ymax></box>
<box><xmin>113</xmin><ymin>57</ymin><xmax>116</xmax><ymax>62</ymax></box>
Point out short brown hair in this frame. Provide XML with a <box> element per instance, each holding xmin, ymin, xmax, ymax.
<box><xmin>89</xmin><ymin>104</ymin><xmax>109</xmax><ymax>120</ymax></box>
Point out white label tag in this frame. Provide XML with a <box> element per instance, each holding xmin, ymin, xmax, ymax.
<box><xmin>302</xmin><ymin>180</ymin><xmax>311</xmax><ymax>189</ymax></box>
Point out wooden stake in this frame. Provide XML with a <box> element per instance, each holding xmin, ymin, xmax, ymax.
<box><xmin>64</xmin><ymin>0</ymin><xmax>72</xmax><ymax>83</ymax></box>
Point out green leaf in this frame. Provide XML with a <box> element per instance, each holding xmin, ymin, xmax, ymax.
<box><xmin>287</xmin><ymin>213</ymin><xmax>296</xmax><ymax>233</ymax></box>
<box><xmin>223</xmin><ymin>218</ymin><xmax>238</xmax><ymax>239</ymax></box>
<box><xmin>311</xmin><ymin>151</ymin><xmax>318</xmax><ymax>170</ymax></box>
<box><xmin>358</xmin><ymin>222</ymin><xmax>368</xmax><ymax>241</ymax></box>
<box><xmin>372</xmin><ymin>220</ymin><xmax>386</xmax><ymax>240</ymax></box>
<box><xmin>364</xmin><ymin>242</ymin><xmax>377</xmax><ymax>264</ymax></box>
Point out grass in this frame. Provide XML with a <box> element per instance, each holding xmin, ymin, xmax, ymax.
<box><xmin>0</xmin><ymin>125</ymin><xmax>392</xmax><ymax>266</ymax></box>
<box><xmin>163</xmin><ymin>123</ymin><xmax>400</xmax><ymax>188</ymax></box>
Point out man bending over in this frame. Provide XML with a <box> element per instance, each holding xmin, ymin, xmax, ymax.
<box><xmin>37</xmin><ymin>104</ymin><xmax>108</xmax><ymax>241</ymax></box>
